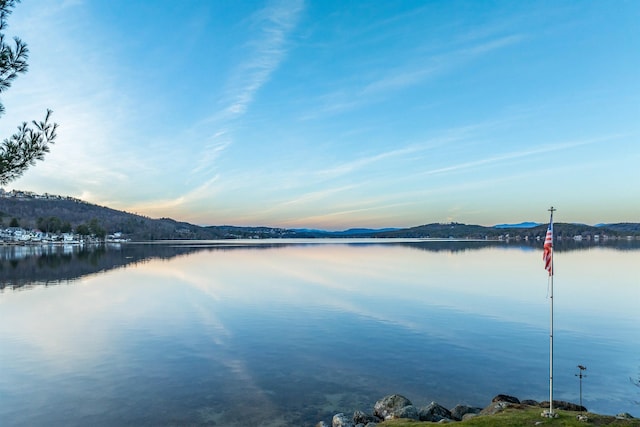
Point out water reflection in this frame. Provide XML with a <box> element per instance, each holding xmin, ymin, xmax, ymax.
<box><xmin>0</xmin><ymin>243</ymin><xmax>199</xmax><ymax>290</ymax></box>
<box><xmin>0</xmin><ymin>240</ymin><xmax>638</xmax><ymax>426</ymax></box>
<box><xmin>2</xmin><ymin>239</ymin><xmax>637</xmax><ymax>291</ymax></box>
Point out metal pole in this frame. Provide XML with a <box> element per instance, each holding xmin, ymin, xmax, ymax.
<box><xmin>549</xmin><ymin>272</ymin><xmax>553</xmax><ymax>415</ymax></box>
<box><xmin>579</xmin><ymin>371</ymin><xmax>582</xmax><ymax>408</ymax></box>
<box><xmin>576</xmin><ymin>365</ymin><xmax>587</xmax><ymax>413</ymax></box>
<box><xmin>580</xmin><ymin>373</ymin><xmax>582</xmax><ymax>407</ymax></box>
<box><xmin>546</xmin><ymin>206</ymin><xmax>556</xmax><ymax>417</ymax></box>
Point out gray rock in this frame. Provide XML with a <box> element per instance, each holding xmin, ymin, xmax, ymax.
<box><xmin>521</xmin><ymin>399</ymin><xmax>540</xmax><ymax>406</ymax></box>
<box><xmin>540</xmin><ymin>400</ymin><xmax>587</xmax><ymax>412</ymax></box>
<box><xmin>491</xmin><ymin>394</ymin><xmax>520</xmax><ymax>404</ymax></box>
<box><xmin>450</xmin><ymin>404</ymin><xmax>482</xmax><ymax>421</ymax></box>
<box><xmin>462</xmin><ymin>413</ymin><xmax>479</xmax><ymax>421</ymax></box>
<box><xmin>315</xmin><ymin>422</ymin><xmax>330</xmax><ymax>427</ymax></box>
<box><xmin>332</xmin><ymin>413</ymin><xmax>354</xmax><ymax>427</ymax></box>
<box><xmin>418</xmin><ymin>401</ymin><xmax>452</xmax><ymax>422</ymax></box>
<box><xmin>353</xmin><ymin>410</ymin><xmax>377</xmax><ymax>425</ymax></box>
<box><xmin>616</xmin><ymin>412</ymin><xmax>635</xmax><ymax>419</ymax></box>
<box><xmin>392</xmin><ymin>405</ymin><xmax>419</xmax><ymax>420</ymax></box>
<box><xmin>480</xmin><ymin>401</ymin><xmax>511</xmax><ymax>416</ymax></box>
<box><xmin>373</xmin><ymin>394</ymin><xmax>412</xmax><ymax>420</ymax></box>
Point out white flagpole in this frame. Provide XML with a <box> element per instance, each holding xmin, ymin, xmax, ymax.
<box><xmin>549</xmin><ymin>254</ymin><xmax>554</xmax><ymax>415</ymax></box>
<box><xmin>546</xmin><ymin>207</ymin><xmax>556</xmax><ymax>417</ymax></box>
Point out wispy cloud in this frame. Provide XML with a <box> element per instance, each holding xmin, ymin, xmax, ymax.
<box><xmin>193</xmin><ymin>130</ymin><xmax>233</xmax><ymax>175</ymax></box>
<box><xmin>317</xmin><ymin>145</ymin><xmax>421</xmax><ymax>179</ymax></box>
<box><xmin>364</xmin><ymin>34</ymin><xmax>523</xmax><ymax>95</ymax></box>
<box><xmin>360</xmin><ymin>66</ymin><xmax>439</xmax><ymax>96</ymax></box>
<box><xmin>125</xmin><ymin>175</ymin><xmax>220</xmax><ymax>217</ymax></box>
<box><xmin>312</xmin><ymin>123</ymin><xmax>493</xmax><ymax>181</ymax></box>
<box><xmin>460</xmin><ymin>34</ymin><xmax>524</xmax><ymax>56</ymax></box>
<box><xmin>280</xmin><ymin>199</ymin><xmax>418</xmax><ymax>229</ymax></box>
<box><xmin>196</xmin><ymin>0</ymin><xmax>304</xmax><ymax>174</ymax></box>
<box><xmin>224</xmin><ymin>0</ymin><xmax>304</xmax><ymax>116</ymax></box>
<box><xmin>421</xmin><ymin>134</ymin><xmax>623</xmax><ymax>177</ymax></box>
<box><xmin>303</xmin><ymin>33</ymin><xmax>524</xmax><ymax>120</ymax></box>
<box><xmin>280</xmin><ymin>185</ymin><xmax>358</xmax><ymax>207</ymax></box>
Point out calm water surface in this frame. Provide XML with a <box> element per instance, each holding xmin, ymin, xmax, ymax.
<box><xmin>0</xmin><ymin>240</ymin><xmax>638</xmax><ymax>426</ymax></box>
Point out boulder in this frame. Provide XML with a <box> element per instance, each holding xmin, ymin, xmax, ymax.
<box><xmin>418</xmin><ymin>402</ymin><xmax>452</xmax><ymax>422</ymax></box>
<box><xmin>540</xmin><ymin>400</ymin><xmax>587</xmax><ymax>412</ymax></box>
<box><xmin>462</xmin><ymin>412</ymin><xmax>479</xmax><ymax>421</ymax></box>
<box><xmin>450</xmin><ymin>404</ymin><xmax>482</xmax><ymax>421</ymax></box>
<box><xmin>521</xmin><ymin>399</ymin><xmax>540</xmax><ymax>406</ymax></box>
<box><xmin>491</xmin><ymin>394</ymin><xmax>520</xmax><ymax>404</ymax></box>
<box><xmin>373</xmin><ymin>394</ymin><xmax>412</xmax><ymax>420</ymax></box>
<box><xmin>352</xmin><ymin>410</ymin><xmax>377</xmax><ymax>425</ymax></box>
<box><xmin>616</xmin><ymin>413</ymin><xmax>635</xmax><ymax>420</ymax></box>
<box><xmin>332</xmin><ymin>413</ymin><xmax>354</xmax><ymax>427</ymax></box>
<box><xmin>392</xmin><ymin>405</ymin><xmax>419</xmax><ymax>420</ymax></box>
<box><xmin>480</xmin><ymin>401</ymin><xmax>511</xmax><ymax>416</ymax></box>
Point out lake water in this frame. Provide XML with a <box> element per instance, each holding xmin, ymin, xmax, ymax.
<box><xmin>1</xmin><ymin>239</ymin><xmax>638</xmax><ymax>426</ymax></box>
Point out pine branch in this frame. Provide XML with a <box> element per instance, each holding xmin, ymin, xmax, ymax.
<box><xmin>0</xmin><ymin>109</ymin><xmax>58</xmax><ymax>185</ymax></box>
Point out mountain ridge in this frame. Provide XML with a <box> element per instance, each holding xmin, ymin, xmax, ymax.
<box><xmin>1</xmin><ymin>191</ymin><xmax>639</xmax><ymax>240</ymax></box>
<box><xmin>494</xmin><ymin>221</ymin><xmax>540</xmax><ymax>229</ymax></box>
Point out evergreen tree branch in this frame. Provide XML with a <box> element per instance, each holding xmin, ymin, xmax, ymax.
<box><xmin>0</xmin><ymin>109</ymin><xmax>58</xmax><ymax>185</ymax></box>
<box><xmin>0</xmin><ymin>0</ymin><xmax>59</xmax><ymax>185</ymax></box>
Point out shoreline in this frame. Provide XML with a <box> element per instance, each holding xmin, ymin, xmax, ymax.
<box><xmin>316</xmin><ymin>393</ymin><xmax>638</xmax><ymax>426</ymax></box>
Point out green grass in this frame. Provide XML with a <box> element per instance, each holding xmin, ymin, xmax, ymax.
<box><xmin>378</xmin><ymin>406</ymin><xmax>640</xmax><ymax>426</ymax></box>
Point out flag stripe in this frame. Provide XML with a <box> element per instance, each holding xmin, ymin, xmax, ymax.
<box><xmin>543</xmin><ymin>224</ymin><xmax>553</xmax><ymax>276</ymax></box>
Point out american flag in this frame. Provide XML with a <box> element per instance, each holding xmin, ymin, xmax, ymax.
<box><xmin>543</xmin><ymin>223</ymin><xmax>553</xmax><ymax>276</ymax></box>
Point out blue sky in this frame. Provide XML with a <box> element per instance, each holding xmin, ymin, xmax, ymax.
<box><xmin>2</xmin><ymin>1</ymin><xmax>638</xmax><ymax>230</ymax></box>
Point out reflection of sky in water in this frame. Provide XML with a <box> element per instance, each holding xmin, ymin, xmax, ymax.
<box><xmin>0</xmin><ymin>243</ymin><xmax>638</xmax><ymax>425</ymax></box>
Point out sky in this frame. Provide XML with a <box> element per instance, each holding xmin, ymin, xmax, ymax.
<box><xmin>1</xmin><ymin>0</ymin><xmax>638</xmax><ymax>230</ymax></box>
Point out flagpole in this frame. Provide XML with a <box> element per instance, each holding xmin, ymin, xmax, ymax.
<box><xmin>549</xmin><ymin>250</ymin><xmax>554</xmax><ymax>415</ymax></box>
<box><xmin>546</xmin><ymin>206</ymin><xmax>556</xmax><ymax>417</ymax></box>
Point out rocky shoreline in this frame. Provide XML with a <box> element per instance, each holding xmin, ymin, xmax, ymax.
<box><xmin>315</xmin><ymin>393</ymin><xmax>636</xmax><ymax>426</ymax></box>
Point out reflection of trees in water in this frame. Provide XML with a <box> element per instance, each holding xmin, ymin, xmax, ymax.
<box><xmin>399</xmin><ymin>239</ymin><xmax>640</xmax><ymax>253</ymax></box>
<box><xmin>397</xmin><ymin>240</ymin><xmax>501</xmax><ymax>253</ymax></box>
<box><xmin>36</xmin><ymin>252</ymin><xmax>73</xmax><ymax>269</ymax></box>
<box><xmin>0</xmin><ymin>244</ymin><xmax>201</xmax><ymax>290</ymax></box>
<box><xmin>2</xmin><ymin>240</ymin><xmax>638</xmax><ymax>290</ymax></box>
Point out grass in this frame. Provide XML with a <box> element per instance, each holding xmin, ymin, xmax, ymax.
<box><xmin>378</xmin><ymin>406</ymin><xmax>640</xmax><ymax>426</ymax></box>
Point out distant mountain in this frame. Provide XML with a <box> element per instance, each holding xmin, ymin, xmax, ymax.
<box><xmin>371</xmin><ymin>222</ymin><xmax>497</xmax><ymax>239</ymax></box>
<box><xmin>595</xmin><ymin>223</ymin><xmax>640</xmax><ymax>233</ymax></box>
<box><xmin>1</xmin><ymin>191</ymin><xmax>638</xmax><ymax>241</ymax></box>
<box><xmin>368</xmin><ymin>222</ymin><xmax>640</xmax><ymax>240</ymax></box>
<box><xmin>494</xmin><ymin>222</ymin><xmax>540</xmax><ymax>229</ymax></box>
<box><xmin>291</xmin><ymin>227</ymin><xmax>400</xmax><ymax>237</ymax></box>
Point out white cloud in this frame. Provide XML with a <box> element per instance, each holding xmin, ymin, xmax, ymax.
<box><xmin>219</xmin><ymin>0</ymin><xmax>304</xmax><ymax>118</ymax></box>
<box><xmin>125</xmin><ymin>174</ymin><xmax>221</xmax><ymax>217</ymax></box>
<box><xmin>300</xmin><ymin>32</ymin><xmax>524</xmax><ymax>121</ymax></box>
<box><xmin>316</xmin><ymin>145</ymin><xmax>421</xmax><ymax>179</ymax></box>
<box><xmin>421</xmin><ymin>134</ymin><xmax>623</xmax><ymax>177</ymax></box>
<box><xmin>194</xmin><ymin>0</ymin><xmax>305</xmax><ymax>178</ymax></box>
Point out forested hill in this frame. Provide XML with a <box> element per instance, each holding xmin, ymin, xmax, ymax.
<box><xmin>371</xmin><ymin>222</ymin><xmax>640</xmax><ymax>241</ymax></box>
<box><xmin>0</xmin><ymin>195</ymin><xmax>293</xmax><ymax>240</ymax></box>
<box><xmin>1</xmin><ymin>192</ymin><xmax>638</xmax><ymax>241</ymax></box>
